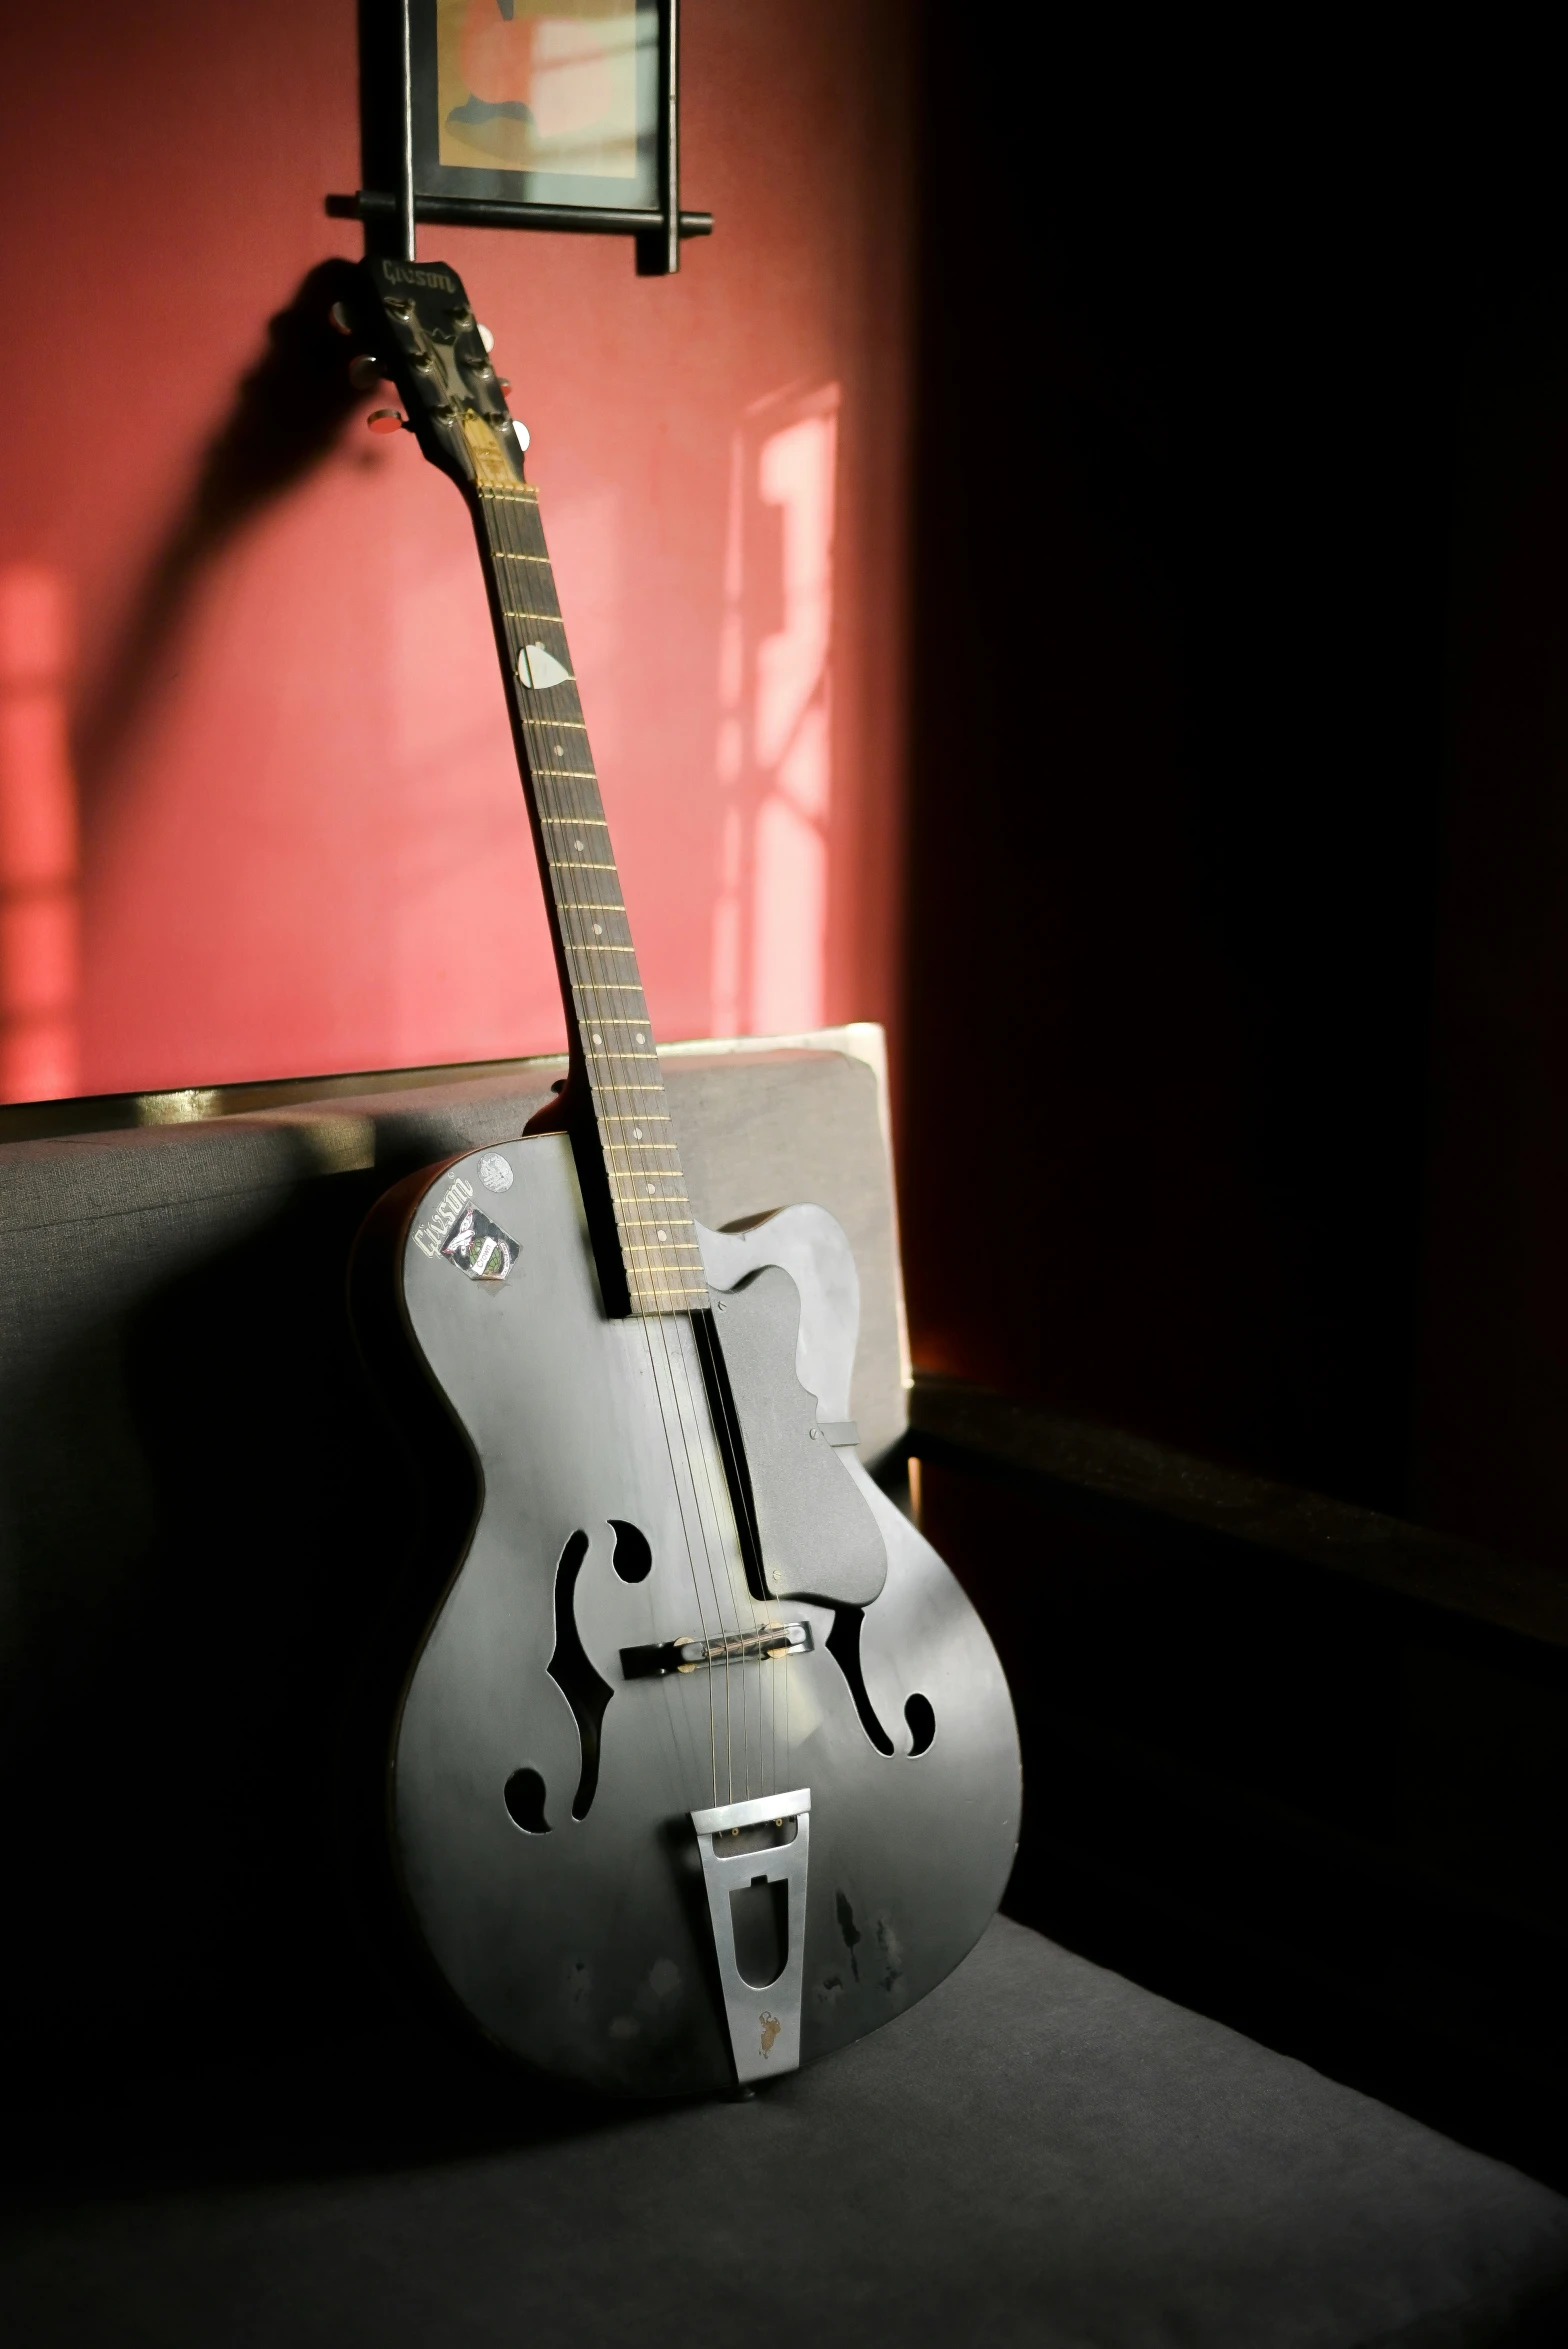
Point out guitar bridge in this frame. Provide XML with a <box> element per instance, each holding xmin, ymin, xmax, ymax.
<box><xmin>620</xmin><ymin>1620</ymin><xmax>813</xmax><ymax>1679</ymax></box>
<box><xmin>690</xmin><ymin>1787</ymin><xmax>811</xmax><ymax>2087</ymax></box>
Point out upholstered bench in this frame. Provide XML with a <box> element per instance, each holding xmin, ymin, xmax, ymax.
<box><xmin>2</xmin><ymin>1033</ymin><xmax>1565</xmax><ymax>2346</ymax></box>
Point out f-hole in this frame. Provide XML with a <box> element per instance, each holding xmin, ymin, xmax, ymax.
<box><xmin>825</xmin><ymin>1606</ymin><xmax>895</xmax><ymax>1755</ymax></box>
<box><xmin>730</xmin><ymin>1875</ymin><xmax>789</xmax><ymax>1988</ymax></box>
<box><xmin>503</xmin><ymin>1766</ymin><xmax>550</xmax><ymax>1834</ymax></box>
<box><xmin>547</xmin><ymin>1529</ymin><xmax>613</xmax><ymax>1819</ymax></box>
<box><xmin>609</xmin><ymin>1519</ymin><xmax>652</xmax><ymax>1582</ymax></box>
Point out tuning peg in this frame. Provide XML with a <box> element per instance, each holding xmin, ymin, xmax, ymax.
<box><xmin>347</xmin><ymin>354</ymin><xmax>382</xmax><ymax>392</ymax></box>
<box><xmin>512</xmin><ymin>419</ymin><xmax>531</xmax><ymax>451</ymax></box>
<box><xmin>329</xmin><ymin>299</ymin><xmax>354</xmax><ymax>335</ymax></box>
<box><xmin>367</xmin><ymin>408</ymin><xmax>407</xmax><ymax>435</ymax></box>
<box><xmin>478</xmin><ymin>323</ymin><xmax>495</xmax><ymax>353</ymax></box>
<box><xmin>499</xmin><ymin>377</ymin><xmax>512</xmax><ymax>391</ymax></box>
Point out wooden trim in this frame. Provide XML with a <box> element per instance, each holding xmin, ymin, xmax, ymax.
<box><xmin>909</xmin><ymin>1373</ymin><xmax>1568</xmax><ymax>1651</ymax></box>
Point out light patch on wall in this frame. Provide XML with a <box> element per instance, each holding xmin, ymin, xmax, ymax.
<box><xmin>711</xmin><ymin>386</ymin><xmax>839</xmax><ymax>1037</ymax></box>
<box><xmin>0</xmin><ymin>565</ymin><xmax>79</xmax><ymax>1100</ymax></box>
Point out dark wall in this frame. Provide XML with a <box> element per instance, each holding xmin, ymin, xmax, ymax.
<box><xmin>900</xmin><ymin>16</ymin><xmax>1568</xmax><ymax>1533</ymax></box>
<box><xmin>1412</xmin><ymin>288</ymin><xmax>1568</xmax><ymax>1568</ymax></box>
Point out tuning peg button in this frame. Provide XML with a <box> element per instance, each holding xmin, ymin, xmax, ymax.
<box><xmin>347</xmin><ymin>354</ymin><xmax>382</xmax><ymax>392</ymax></box>
<box><xmin>367</xmin><ymin>408</ymin><xmax>407</xmax><ymax>435</ymax></box>
<box><xmin>329</xmin><ymin>300</ymin><xmax>354</xmax><ymax>335</ymax></box>
<box><xmin>478</xmin><ymin>323</ymin><xmax>495</xmax><ymax>353</ymax></box>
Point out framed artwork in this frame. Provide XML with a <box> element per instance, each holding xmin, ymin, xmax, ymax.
<box><xmin>341</xmin><ymin>0</ymin><xmax>707</xmax><ymax>272</ymax></box>
<box><xmin>415</xmin><ymin>0</ymin><xmax>660</xmax><ymax>214</ymax></box>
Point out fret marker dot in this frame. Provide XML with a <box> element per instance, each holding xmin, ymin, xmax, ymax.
<box><xmin>591</xmin><ymin>1032</ymin><xmax>602</xmax><ymax>1046</ymax></box>
<box><xmin>657</xmin><ymin>1228</ymin><xmax>669</xmax><ymax>1242</ymax></box>
<box><xmin>632</xmin><ymin>1126</ymin><xmax>643</xmax><ymax>1139</ymax></box>
<box><xmin>647</xmin><ymin>1182</ymin><xmax>657</xmax><ymax>1194</ymax></box>
<box><xmin>634</xmin><ymin>1030</ymin><xmax>645</xmax><ymax>1044</ymax></box>
<box><xmin>593</xmin><ymin>922</ymin><xmax>603</xmax><ymax>935</ymax></box>
<box><xmin>573</xmin><ymin>838</ymin><xmax>584</xmax><ymax>849</ymax></box>
<box><xmin>554</xmin><ymin>744</ymin><xmax>564</xmax><ymax>756</ymax></box>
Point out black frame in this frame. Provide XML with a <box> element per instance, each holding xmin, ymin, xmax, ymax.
<box><xmin>331</xmin><ymin>0</ymin><xmax>710</xmax><ymax>275</ymax></box>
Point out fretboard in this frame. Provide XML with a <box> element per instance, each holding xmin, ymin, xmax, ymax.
<box><xmin>472</xmin><ymin>482</ymin><xmax>707</xmax><ymax>1317</ymax></box>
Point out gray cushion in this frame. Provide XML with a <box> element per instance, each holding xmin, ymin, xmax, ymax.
<box><xmin>4</xmin><ymin>1047</ymin><xmax>1564</xmax><ymax>2345</ymax></box>
<box><xmin>1</xmin><ymin>1919</ymin><xmax>1564</xmax><ymax>2347</ymax></box>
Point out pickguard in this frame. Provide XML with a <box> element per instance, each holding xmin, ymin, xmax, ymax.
<box><xmin>694</xmin><ymin>1269</ymin><xmax>886</xmax><ymax>1609</ymax></box>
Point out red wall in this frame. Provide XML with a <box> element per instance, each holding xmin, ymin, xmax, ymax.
<box><xmin>0</xmin><ymin>1</ymin><xmax>910</xmax><ymax>1098</ymax></box>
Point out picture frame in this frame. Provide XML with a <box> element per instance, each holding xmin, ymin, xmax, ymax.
<box><xmin>336</xmin><ymin>0</ymin><xmax>710</xmax><ymax>274</ymax></box>
<box><xmin>413</xmin><ymin>0</ymin><xmax>660</xmax><ymax>215</ymax></box>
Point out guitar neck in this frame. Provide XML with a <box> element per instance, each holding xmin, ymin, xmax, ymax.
<box><xmin>470</xmin><ymin>481</ymin><xmax>707</xmax><ymax>1318</ymax></box>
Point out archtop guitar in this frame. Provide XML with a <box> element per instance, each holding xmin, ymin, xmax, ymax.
<box><xmin>342</xmin><ymin>255</ymin><xmax>1020</xmax><ymax>2097</ymax></box>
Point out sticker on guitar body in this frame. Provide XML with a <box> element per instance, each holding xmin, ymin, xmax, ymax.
<box><xmin>412</xmin><ymin>1176</ymin><xmax>519</xmax><ymax>1282</ymax></box>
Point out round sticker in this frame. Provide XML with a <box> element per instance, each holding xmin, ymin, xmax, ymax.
<box><xmin>479</xmin><ymin>1153</ymin><xmax>515</xmax><ymax>1193</ymax></box>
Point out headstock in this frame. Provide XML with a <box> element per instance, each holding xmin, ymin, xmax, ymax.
<box><xmin>337</xmin><ymin>255</ymin><xmax>525</xmax><ymax>495</ymax></box>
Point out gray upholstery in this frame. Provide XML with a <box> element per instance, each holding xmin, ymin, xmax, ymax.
<box><xmin>2</xmin><ymin>1922</ymin><xmax>1565</xmax><ymax>2347</ymax></box>
<box><xmin>2</xmin><ymin>1044</ymin><xmax>1565</xmax><ymax>2345</ymax></box>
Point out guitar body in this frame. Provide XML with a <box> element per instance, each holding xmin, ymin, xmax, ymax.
<box><xmin>368</xmin><ymin>1131</ymin><xmax>1020</xmax><ymax>2098</ymax></box>
<box><xmin>338</xmin><ymin>252</ymin><xmax>1020</xmax><ymax>2095</ymax></box>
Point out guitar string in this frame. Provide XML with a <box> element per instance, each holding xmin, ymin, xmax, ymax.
<box><xmin>506</xmin><ymin>477</ymin><xmax>772</xmax><ymax>1806</ymax></box>
<box><xmin>486</xmin><ymin>484</ymin><xmax>731</xmax><ymax>1784</ymax></box>
<box><xmin>485</xmin><ymin>483</ymin><xmax>755</xmax><ymax>1804</ymax></box>
<box><xmin>506</xmin><ymin>483</ymin><xmax>777</xmax><ymax>1807</ymax></box>
<box><xmin>510</xmin><ymin>482</ymin><xmax>779</xmax><ymax>1810</ymax></box>
<box><xmin>493</xmin><ymin>484</ymin><xmax>730</xmax><ymax>1811</ymax></box>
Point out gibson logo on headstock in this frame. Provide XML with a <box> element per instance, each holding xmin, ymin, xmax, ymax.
<box><xmin>384</xmin><ymin>262</ymin><xmax>458</xmax><ymax>293</ymax></box>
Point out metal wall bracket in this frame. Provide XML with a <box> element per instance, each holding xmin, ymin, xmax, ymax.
<box><xmin>689</xmin><ymin>1787</ymin><xmax>811</xmax><ymax>2086</ymax></box>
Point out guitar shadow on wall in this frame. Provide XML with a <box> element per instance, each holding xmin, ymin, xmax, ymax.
<box><xmin>75</xmin><ymin>257</ymin><xmax>369</xmax><ymax>814</ymax></box>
